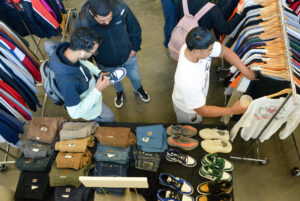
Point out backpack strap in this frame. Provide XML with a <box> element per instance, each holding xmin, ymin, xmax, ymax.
<box><xmin>182</xmin><ymin>0</ymin><xmax>190</xmax><ymax>16</ymax></box>
<box><xmin>194</xmin><ymin>2</ymin><xmax>215</xmax><ymax>21</ymax></box>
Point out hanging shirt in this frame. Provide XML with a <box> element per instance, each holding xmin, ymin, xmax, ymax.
<box><xmin>231</xmin><ymin>95</ymin><xmax>300</xmax><ymax>142</ymax></box>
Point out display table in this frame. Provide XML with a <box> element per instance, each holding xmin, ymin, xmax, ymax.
<box><xmin>99</xmin><ymin>122</ymin><xmax>234</xmax><ymax>201</ymax></box>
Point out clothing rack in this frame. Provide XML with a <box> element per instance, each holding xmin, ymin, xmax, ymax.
<box><xmin>229</xmin><ymin>0</ymin><xmax>300</xmax><ymax>175</ymax></box>
<box><xmin>0</xmin><ymin>144</ymin><xmax>17</xmax><ymax>172</ymax></box>
<box><xmin>11</xmin><ymin>1</ymin><xmax>77</xmax><ymax>117</ymax></box>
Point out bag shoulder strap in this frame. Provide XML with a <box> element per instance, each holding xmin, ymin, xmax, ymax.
<box><xmin>194</xmin><ymin>2</ymin><xmax>215</xmax><ymax>21</ymax></box>
<box><xmin>182</xmin><ymin>0</ymin><xmax>190</xmax><ymax>16</ymax></box>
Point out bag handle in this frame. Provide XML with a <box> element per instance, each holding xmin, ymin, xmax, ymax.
<box><xmin>194</xmin><ymin>2</ymin><xmax>215</xmax><ymax>21</ymax></box>
<box><xmin>182</xmin><ymin>0</ymin><xmax>190</xmax><ymax>16</ymax></box>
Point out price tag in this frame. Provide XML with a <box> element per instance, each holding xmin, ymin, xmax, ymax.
<box><xmin>65</xmin><ymin>155</ymin><xmax>72</xmax><ymax>159</ymax></box>
<box><xmin>40</xmin><ymin>126</ymin><xmax>48</xmax><ymax>132</ymax></box>
<box><xmin>68</xmin><ymin>144</ymin><xmax>75</xmax><ymax>147</ymax></box>
<box><xmin>62</xmin><ymin>195</ymin><xmax>69</xmax><ymax>198</ymax></box>
<box><xmin>107</xmin><ymin>153</ymin><xmax>115</xmax><ymax>158</ymax></box>
<box><xmin>32</xmin><ymin>148</ymin><xmax>39</xmax><ymax>152</ymax></box>
<box><xmin>36</xmin><ymin>136</ymin><xmax>40</xmax><ymax>140</ymax></box>
<box><xmin>31</xmin><ymin>185</ymin><xmax>39</xmax><ymax>190</ymax></box>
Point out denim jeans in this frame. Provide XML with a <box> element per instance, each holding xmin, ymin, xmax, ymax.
<box><xmin>93</xmin><ymin>103</ymin><xmax>114</xmax><ymax>123</ymax></box>
<box><xmin>94</xmin><ymin>143</ymin><xmax>131</xmax><ymax>165</ymax></box>
<box><xmin>133</xmin><ymin>146</ymin><xmax>162</xmax><ymax>172</ymax></box>
<box><xmin>94</xmin><ymin>161</ymin><xmax>128</xmax><ymax>196</ymax></box>
<box><xmin>160</xmin><ymin>0</ymin><xmax>177</xmax><ymax>47</ymax></box>
<box><xmin>100</xmin><ymin>55</ymin><xmax>142</xmax><ymax>93</ymax></box>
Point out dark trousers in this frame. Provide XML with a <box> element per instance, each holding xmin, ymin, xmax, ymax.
<box><xmin>160</xmin><ymin>0</ymin><xmax>177</xmax><ymax>47</ymax></box>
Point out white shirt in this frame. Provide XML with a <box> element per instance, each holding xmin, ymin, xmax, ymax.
<box><xmin>230</xmin><ymin>95</ymin><xmax>300</xmax><ymax>142</ymax></box>
<box><xmin>172</xmin><ymin>42</ymin><xmax>222</xmax><ymax>114</ymax></box>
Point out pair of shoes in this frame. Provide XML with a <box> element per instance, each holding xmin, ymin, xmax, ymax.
<box><xmin>197</xmin><ymin>180</ymin><xmax>232</xmax><ymax>195</ymax></box>
<box><xmin>167</xmin><ymin>125</ymin><xmax>198</xmax><ymax>137</ymax></box>
<box><xmin>199</xmin><ymin>128</ymin><xmax>232</xmax><ymax>154</ymax></box>
<box><xmin>166</xmin><ymin>149</ymin><xmax>197</xmax><ymax>167</ymax></box>
<box><xmin>114</xmin><ymin>86</ymin><xmax>150</xmax><ymax>108</ymax></box>
<box><xmin>167</xmin><ymin>125</ymin><xmax>198</xmax><ymax>151</ymax></box>
<box><xmin>202</xmin><ymin>153</ymin><xmax>234</xmax><ymax>172</ymax></box>
<box><xmin>157</xmin><ymin>173</ymin><xmax>194</xmax><ymax>201</ymax></box>
<box><xmin>199</xmin><ymin>163</ymin><xmax>232</xmax><ymax>182</ymax></box>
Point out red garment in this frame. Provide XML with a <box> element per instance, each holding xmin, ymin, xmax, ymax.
<box><xmin>290</xmin><ymin>1</ymin><xmax>300</xmax><ymax>15</ymax></box>
<box><xmin>0</xmin><ymin>92</ymin><xmax>31</xmax><ymax>120</ymax></box>
<box><xmin>0</xmin><ymin>80</ymin><xmax>27</xmax><ymax>108</ymax></box>
<box><xmin>0</xmin><ymin>36</ymin><xmax>41</xmax><ymax>82</ymax></box>
<box><xmin>31</xmin><ymin>0</ymin><xmax>60</xmax><ymax>29</ymax></box>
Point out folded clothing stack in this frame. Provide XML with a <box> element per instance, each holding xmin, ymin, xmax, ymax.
<box><xmin>14</xmin><ymin>117</ymin><xmax>65</xmax><ymax>201</ymax></box>
<box><xmin>49</xmin><ymin>122</ymin><xmax>97</xmax><ymax>192</ymax></box>
<box><xmin>14</xmin><ymin>171</ymin><xmax>50</xmax><ymax>201</ymax></box>
<box><xmin>134</xmin><ymin>125</ymin><xmax>168</xmax><ymax>172</ymax></box>
<box><xmin>16</xmin><ymin>140</ymin><xmax>55</xmax><ymax>171</ymax></box>
<box><xmin>94</xmin><ymin>126</ymin><xmax>136</xmax><ymax>196</ymax></box>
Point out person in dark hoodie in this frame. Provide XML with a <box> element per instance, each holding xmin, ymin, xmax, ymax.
<box><xmin>75</xmin><ymin>0</ymin><xmax>150</xmax><ymax>109</ymax></box>
<box><xmin>49</xmin><ymin>27</ymin><xmax>114</xmax><ymax>122</ymax></box>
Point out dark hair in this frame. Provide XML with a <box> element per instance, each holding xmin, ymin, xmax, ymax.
<box><xmin>69</xmin><ymin>27</ymin><xmax>101</xmax><ymax>51</ymax></box>
<box><xmin>89</xmin><ymin>0</ymin><xmax>118</xmax><ymax>16</ymax></box>
<box><xmin>186</xmin><ymin>27</ymin><xmax>215</xmax><ymax>51</ymax></box>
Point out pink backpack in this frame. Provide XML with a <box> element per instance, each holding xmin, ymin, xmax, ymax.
<box><xmin>168</xmin><ymin>0</ymin><xmax>215</xmax><ymax>61</ymax></box>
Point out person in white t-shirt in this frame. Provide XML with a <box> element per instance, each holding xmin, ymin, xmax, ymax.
<box><xmin>172</xmin><ymin>27</ymin><xmax>256</xmax><ymax>123</ymax></box>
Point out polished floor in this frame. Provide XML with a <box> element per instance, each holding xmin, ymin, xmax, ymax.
<box><xmin>0</xmin><ymin>0</ymin><xmax>300</xmax><ymax>200</ymax></box>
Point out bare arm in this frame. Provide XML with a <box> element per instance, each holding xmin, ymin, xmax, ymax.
<box><xmin>194</xmin><ymin>100</ymin><xmax>247</xmax><ymax>117</ymax></box>
<box><xmin>219</xmin><ymin>45</ymin><xmax>256</xmax><ymax>80</ymax></box>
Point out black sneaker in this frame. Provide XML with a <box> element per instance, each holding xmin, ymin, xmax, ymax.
<box><xmin>114</xmin><ymin>91</ymin><xmax>124</xmax><ymax>108</ymax></box>
<box><xmin>135</xmin><ymin>86</ymin><xmax>150</xmax><ymax>103</ymax></box>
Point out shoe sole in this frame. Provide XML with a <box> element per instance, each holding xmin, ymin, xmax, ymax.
<box><xmin>166</xmin><ymin>155</ymin><xmax>197</xmax><ymax>168</ymax></box>
<box><xmin>167</xmin><ymin>137</ymin><xmax>198</xmax><ymax>151</ymax></box>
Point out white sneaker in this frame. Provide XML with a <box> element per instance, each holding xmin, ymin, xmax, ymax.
<box><xmin>199</xmin><ymin>128</ymin><xmax>230</xmax><ymax>141</ymax></box>
<box><xmin>201</xmin><ymin>140</ymin><xmax>232</xmax><ymax>154</ymax></box>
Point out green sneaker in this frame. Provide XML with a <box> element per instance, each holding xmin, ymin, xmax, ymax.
<box><xmin>199</xmin><ymin>164</ymin><xmax>232</xmax><ymax>182</ymax></box>
<box><xmin>201</xmin><ymin>153</ymin><xmax>234</xmax><ymax>172</ymax></box>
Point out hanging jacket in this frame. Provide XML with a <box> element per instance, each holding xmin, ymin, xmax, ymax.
<box><xmin>0</xmin><ymin>36</ymin><xmax>41</xmax><ymax>82</ymax></box>
<box><xmin>22</xmin><ymin>0</ymin><xmax>61</xmax><ymax>38</ymax></box>
<box><xmin>0</xmin><ymin>80</ymin><xmax>27</xmax><ymax>108</ymax></box>
<box><xmin>45</xmin><ymin>0</ymin><xmax>63</xmax><ymax>23</ymax></box>
<box><xmin>75</xmin><ymin>0</ymin><xmax>142</xmax><ymax>67</ymax></box>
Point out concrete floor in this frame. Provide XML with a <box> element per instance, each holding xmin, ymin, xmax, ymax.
<box><xmin>1</xmin><ymin>0</ymin><xmax>300</xmax><ymax>200</ymax></box>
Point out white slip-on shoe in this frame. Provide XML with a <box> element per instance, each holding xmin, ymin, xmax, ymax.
<box><xmin>201</xmin><ymin>140</ymin><xmax>232</xmax><ymax>154</ymax></box>
<box><xmin>199</xmin><ymin>128</ymin><xmax>230</xmax><ymax>141</ymax></box>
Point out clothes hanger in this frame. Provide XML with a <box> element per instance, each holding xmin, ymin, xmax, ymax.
<box><xmin>266</xmin><ymin>88</ymin><xmax>292</xmax><ymax>98</ymax></box>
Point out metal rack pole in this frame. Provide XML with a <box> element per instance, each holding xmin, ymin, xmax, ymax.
<box><xmin>277</xmin><ymin>0</ymin><xmax>298</xmax><ymax>104</ymax></box>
